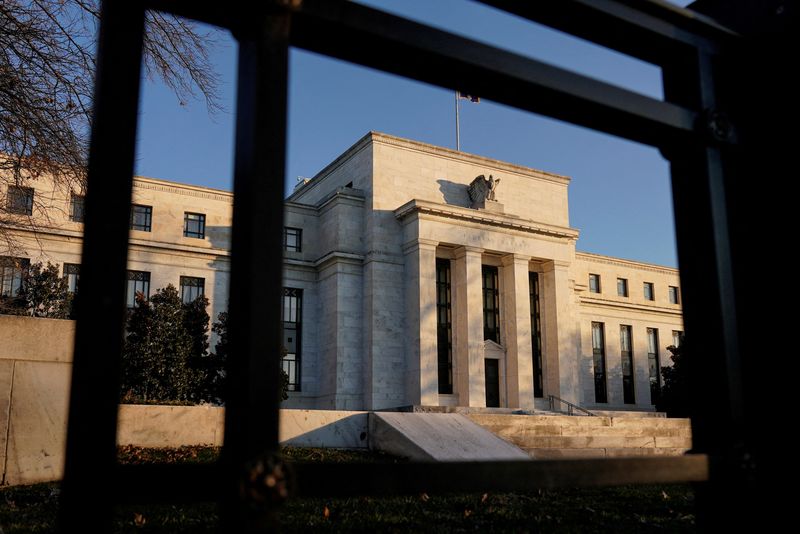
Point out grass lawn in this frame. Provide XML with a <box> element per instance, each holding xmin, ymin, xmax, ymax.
<box><xmin>1</xmin><ymin>447</ymin><xmax>696</xmax><ymax>533</ymax></box>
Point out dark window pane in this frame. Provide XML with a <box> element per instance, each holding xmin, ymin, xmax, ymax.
<box><xmin>530</xmin><ymin>272</ymin><xmax>543</xmax><ymax>398</ymax></box>
<box><xmin>284</xmin><ymin>227</ymin><xmax>302</xmax><ymax>252</ymax></box>
<box><xmin>0</xmin><ymin>256</ymin><xmax>30</xmax><ymax>297</ymax></box>
<box><xmin>621</xmin><ymin>325</ymin><xmax>635</xmax><ymax>404</ymax></box>
<box><xmin>281</xmin><ymin>287</ymin><xmax>303</xmax><ymax>391</ymax></box>
<box><xmin>617</xmin><ymin>278</ymin><xmax>628</xmax><ymax>297</ymax></box>
<box><xmin>7</xmin><ymin>186</ymin><xmax>33</xmax><ymax>215</ymax></box>
<box><xmin>643</xmin><ymin>282</ymin><xmax>655</xmax><ymax>301</ymax></box>
<box><xmin>589</xmin><ymin>274</ymin><xmax>600</xmax><ymax>293</ymax></box>
<box><xmin>482</xmin><ymin>265</ymin><xmax>500</xmax><ymax>343</ymax></box>
<box><xmin>126</xmin><ymin>270</ymin><xmax>150</xmax><ymax>308</ymax></box>
<box><xmin>647</xmin><ymin>328</ymin><xmax>661</xmax><ymax>404</ymax></box>
<box><xmin>592</xmin><ymin>322</ymin><xmax>607</xmax><ymax>403</ymax></box>
<box><xmin>436</xmin><ymin>258</ymin><xmax>453</xmax><ymax>394</ymax></box>
<box><xmin>669</xmin><ymin>286</ymin><xmax>680</xmax><ymax>304</ymax></box>
<box><xmin>130</xmin><ymin>205</ymin><xmax>152</xmax><ymax>232</ymax></box>
<box><xmin>70</xmin><ymin>194</ymin><xmax>85</xmax><ymax>222</ymax></box>
<box><xmin>180</xmin><ymin>276</ymin><xmax>205</xmax><ymax>303</ymax></box>
<box><xmin>64</xmin><ymin>263</ymin><xmax>81</xmax><ymax>293</ymax></box>
<box><xmin>183</xmin><ymin>212</ymin><xmax>206</xmax><ymax>239</ymax></box>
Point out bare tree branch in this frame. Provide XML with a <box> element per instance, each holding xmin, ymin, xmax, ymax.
<box><xmin>1</xmin><ymin>0</ymin><xmax>220</xmax><ymax>251</ymax></box>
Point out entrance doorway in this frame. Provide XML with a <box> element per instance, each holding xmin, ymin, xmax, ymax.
<box><xmin>484</xmin><ymin>359</ymin><xmax>500</xmax><ymax>407</ymax></box>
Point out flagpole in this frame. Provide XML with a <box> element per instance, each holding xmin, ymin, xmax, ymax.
<box><xmin>455</xmin><ymin>90</ymin><xmax>460</xmax><ymax>151</ymax></box>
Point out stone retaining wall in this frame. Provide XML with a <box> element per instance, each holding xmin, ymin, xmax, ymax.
<box><xmin>467</xmin><ymin>413</ymin><xmax>692</xmax><ymax>458</ymax></box>
<box><xmin>0</xmin><ymin>315</ymin><xmax>367</xmax><ymax>486</ymax></box>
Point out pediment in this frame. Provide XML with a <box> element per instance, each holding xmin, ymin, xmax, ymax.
<box><xmin>483</xmin><ymin>339</ymin><xmax>505</xmax><ymax>359</ymax></box>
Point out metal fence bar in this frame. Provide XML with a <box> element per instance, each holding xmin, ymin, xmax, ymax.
<box><xmin>288</xmin><ymin>0</ymin><xmax>702</xmax><ymax>151</ymax></box>
<box><xmin>662</xmin><ymin>44</ymin><xmax>751</xmax><ymax>529</ymax></box>
<box><xmin>476</xmin><ymin>0</ymin><xmax>737</xmax><ymax>65</ymax></box>
<box><xmin>221</xmin><ymin>8</ymin><xmax>291</xmax><ymax>531</ymax></box>
<box><xmin>58</xmin><ymin>2</ymin><xmax>146</xmax><ymax>532</ymax></box>
<box><xmin>109</xmin><ymin>455</ymin><xmax>709</xmax><ymax>503</ymax></box>
<box><xmin>292</xmin><ymin>456</ymin><xmax>709</xmax><ymax>497</ymax></box>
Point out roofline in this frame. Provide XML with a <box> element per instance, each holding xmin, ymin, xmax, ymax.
<box><xmin>370</xmin><ymin>131</ymin><xmax>571</xmax><ymax>185</ymax></box>
<box><xmin>133</xmin><ymin>174</ymin><xmax>233</xmax><ymax>198</ymax></box>
<box><xmin>288</xmin><ymin>131</ymin><xmax>572</xmax><ymax>201</ymax></box>
<box><xmin>576</xmin><ymin>250</ymin><xmax>679</xmax><ymax>273</ymax></box>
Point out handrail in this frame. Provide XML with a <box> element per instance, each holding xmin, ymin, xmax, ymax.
<box><xmin>548</xmin><ymin>395</ymin><xmax>597</xmax><ymax>416</ymax></box>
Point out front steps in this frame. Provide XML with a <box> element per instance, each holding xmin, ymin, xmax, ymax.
<box><xmin>466</xmin><ymin>413</ymin><xmax>692</xmax><ymax>459</ymax></box>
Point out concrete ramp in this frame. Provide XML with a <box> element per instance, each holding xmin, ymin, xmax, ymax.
<box><xmin>369</xmin><ymin>412</ymin><xmax>530</xmax><ymax>461</ymax></box>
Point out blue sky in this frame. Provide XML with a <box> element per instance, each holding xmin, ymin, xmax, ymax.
<box><xmin>135</xmin><ymin>0</ymin><xmax>694</xmax><ymax>267</ymax></box>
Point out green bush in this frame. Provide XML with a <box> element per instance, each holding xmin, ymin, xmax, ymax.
<box><xmin>120</xmin><ymin>288</ymin><xmax>289</xmax><ymax>404</ymax></box>
<box><xmin>0</xmin><ymin>261</ymin><xmax>72</xmax><ymax>318</ymax></box>
<box><xmin>210</xmin><ymin>311</ymin><xmax>289</xmax><ymax>402</ymax></box>
<box><xmin>658</xmin><ymin>336</ymin><xmax>690</xmax><ymax>418</ymax></box>
<box><xmin>121</xmin><ymin>285</ymin><xmax>214</xmax><ymax>404</ymax></box>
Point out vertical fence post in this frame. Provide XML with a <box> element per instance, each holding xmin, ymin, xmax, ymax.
<box><xmin>58</xmin><ymin>1</ymin><xmax>145</xmax><ymax>531</ymax></box>
<box><xmin>662</xmin><ymin>48</ymin><xmax>750</xmax><ymax>528</ymax></box>
<box><xmin>222</xmin><ymin>9</ymin><xmax>290</xmax><ymax>531</ymax></box>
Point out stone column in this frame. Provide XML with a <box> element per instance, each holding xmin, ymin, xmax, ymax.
<box><xmin>541</xmin><ymin>260</ymin><xmax>580</xmax><ymax>404</ymax></box>
<box><xmin>453</xmin><ymin>246</ymin><xmax>485</xmax><ymax>407</ymax></box>
<box><xmin>501</xmin><ymin>254</ymin><xmax>535</xmax><ymax>410</ymax></box>
<box><xmin>403</xmin><ymin>239</ymin><xmax>439</xmax><ymax>406</ymax></box>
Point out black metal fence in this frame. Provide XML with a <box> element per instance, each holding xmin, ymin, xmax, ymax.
<box><xmin>59</xmin><ymin>0</ymin><xmax>791</xmax><ymax>530</ymax></box>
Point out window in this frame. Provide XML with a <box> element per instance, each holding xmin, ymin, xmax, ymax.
<box><xmin>282</xmin><ymin>287</ymin><xmax>302</xmax><ymax>391</ymax></box>
<box><xmin>672</xmin><ymin>330</ymin><xmax>683</xmax><ymax>348</ymax></box>
<box><xmin>284</xmin><ymin>227</ymin><xmax>302</xmax><ymax>252</ymax></box>
<box><xmin>643</xmin><ymin>282</ymin><xmax>655</xmax><ymax>301</ymax></box>
<box><xmin>669</xmin><ymin>285</ymin><xmax>680</xmax><ymax>304</ymax></box>
<box><xmin>436</xmin><ymin>259</ymin><xmax>453</xmax><ymax>394</ymax></box>
<box><xmin>436</xmin><ymin>259</ymin><xmax>453</xmax><ymax>393</ymax></box>
<box><xmin>7</xmin><ymin>186</ymin><xmax>33</xmax><ymax>215</ymax></box>
<box><xmin>589</xmin><ymin>273</ymin><xmax>601</xmax><ymax>293</ymax></box>
<box><xmin>70</xmin><ymin>194</ymin><xmax>85</xmax><ymax>222</ymax></box>
<box><xmin>180</xmin><ymin>276</ymin><xmax>204</xmax><ymax>304</ymax></box>
<box><xmin>617</xmin><ymin>278</ymin><xmax>628</xmax><ymax>297</ymax></box>
<box><xmin>647</xmin><ymin>328</ymin><xmax>661</xmax><ymax>405</ymax></box>
<box><xmin>0</xmin><ymin>257</ymin><xmax>29</xmax><ymax>297</ymax></box>
<box><xmin>126</xmin><ymin>270</ymin><xmax>150</xmax><ymax>308</ymax></box>
<box><xmin>63</xmin><ymin>264</ymin><xmax>80</xmax><ymax>294</ymax></box>
<box><xmin>592</xmin><ymin>322</ymin><xmax>607</xmax><ymax>403</ymax></box>
<box><xmin>482</xmin><ymin>265</ymin><xmax>500</xmax><ymax>343</ymax></box>
<box><xmin>620</xmin><ymin>325</ymin><xmax>635</xmax><ymax>404</ymax></box>
<box><xmin>130</xmin><ymin>204</ymin><xmax>152</xmax><ymax>232</ymax></box>
<box><xmin>184</xmin><ymin>212</ymin><xmax>205</xmax><ymax>239</ymax></box>
<box><xmin>530</xmin><ymin>272</ymin><xmax>544</xmax><ymax>398</ymax></box>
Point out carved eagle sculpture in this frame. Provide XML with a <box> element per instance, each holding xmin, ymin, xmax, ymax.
<box><xmin>468</xmin><ymin>174</ymin><xmax>501</xmax><ymax>207</ymax></box>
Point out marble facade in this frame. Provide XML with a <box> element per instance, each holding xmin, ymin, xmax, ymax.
<box><xmin>0</xmin><ymin>132</ymin><xmax>682</xmax><ymax>412</ymax></box>
<box><xmin>283</xmin><ymin>132</ymin><xmax>682</xmax><ymax>411</ymax></box>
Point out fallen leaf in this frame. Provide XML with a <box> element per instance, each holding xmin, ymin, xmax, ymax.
<box><xmin>464</xmin><ymin>509</ymin><xmax>473</xmax><ymax>518</ymax></box>
<box><xmin>481</xmin><ymin>493</ymin><xmax>489</xmax><ymax>504</ymax></box>
<box><xmin>661</xmin><ymin>490</ymin><xmax>670</xmax><ymax>500</ymax></box>
<box><xmin>420</xmin><ymin>493</ymin><xmax>430</xmax><ymax>502</ymax></box>
<box><xmin>323</xmin><ymin>506</ymin><xmax>330</xmax><ymax>519</ymax></box>
<box><xmin>133</xmin><ymin>513</ymin><xmax>146</xmax><ymax>527</ymax></box>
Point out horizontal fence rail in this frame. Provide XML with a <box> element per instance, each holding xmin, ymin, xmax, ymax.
<box><xmin>111</xmin><ymin>455</ymin><xmax>709</xmax><ymax>503</ymax></box>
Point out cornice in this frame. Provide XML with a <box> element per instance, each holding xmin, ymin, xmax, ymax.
<box><xmin>133</xmin><ymin>176</ymin><xmax>233</xmax><ymax>203</ymax></box>
<box><xmin>287</xmin><ymin>134</ymin><xmax>372</xmax><ymax>201</ymax></box>
<box><xmin>576</xmin><ymin>251</ymin><xmax>678</xmax><ymax>275</ymax></box>
<box><xmin>314</xmin><ymin>250</ymin><xmax>365</xmax><ymax>270</ymax></box>
<box><xmin>579</xmin><ymin>295</ymin><xmax>683</xmax><ymax>317</ymax></box>
<box><xmin>395</xmin><ymin>199</ymin><xmax>579</xmax><ymax>240</ymax></box>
